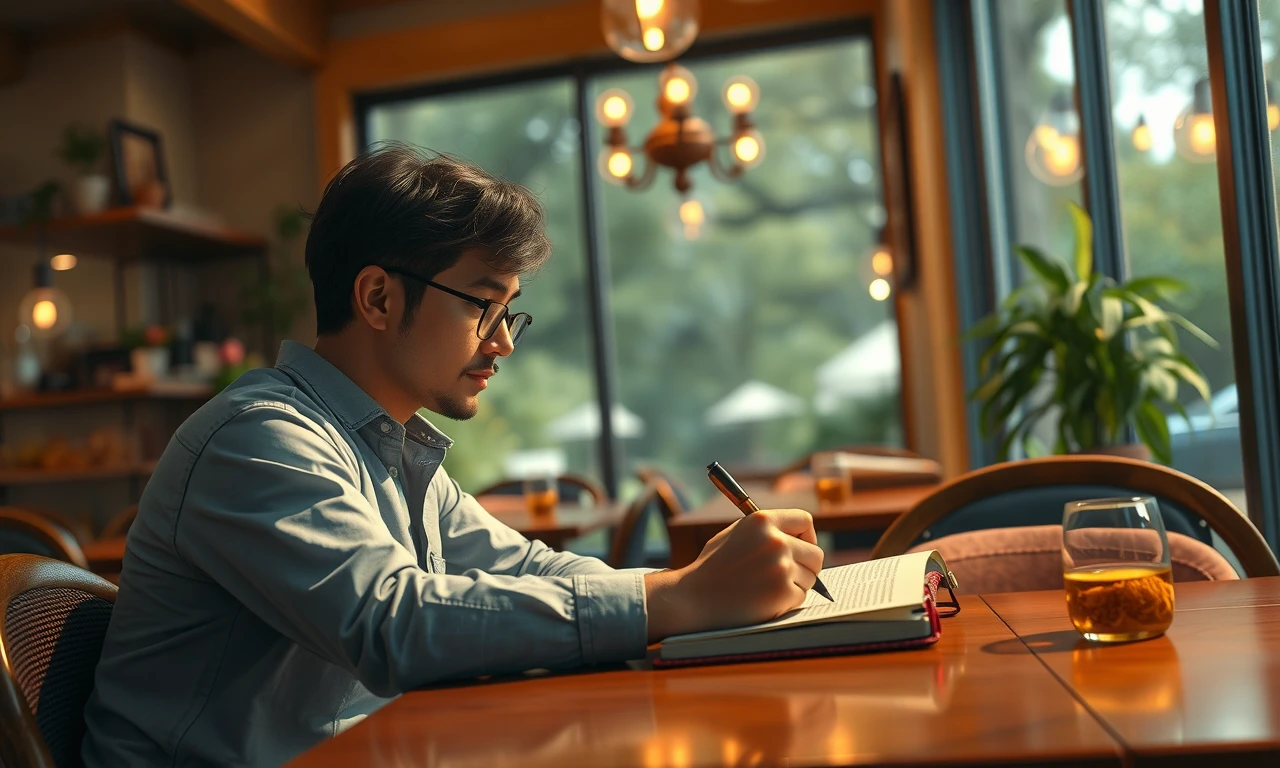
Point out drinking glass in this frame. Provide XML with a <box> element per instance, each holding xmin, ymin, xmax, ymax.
<box><xmin>811</xmin><ymin>452</ymin><xmax>853</xmax><ymax>512</ymax></box>
<box><xmin>523</xmin><ymin>475</ymin><xmax>559</xmax><ymax>520</ymax></box>
<box><xmin>1062</xmin><ymin>496</ymin><xmax>1175</xmax><ymax>643</ymax></box>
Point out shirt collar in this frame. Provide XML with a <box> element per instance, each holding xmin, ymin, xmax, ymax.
<box><xmin>273</xmin><ymin>341</ymin><xmax>453</xmax><ymax>448</ymax></box>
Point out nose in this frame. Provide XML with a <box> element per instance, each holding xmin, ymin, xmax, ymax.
<box><xmin>483</xmin><ymin>317</ymin><xmax>516</xmax><ymax>357</ymax></box>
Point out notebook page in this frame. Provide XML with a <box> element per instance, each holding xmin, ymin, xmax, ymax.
<box><xmin>663</xmin><ymin>550</ymin><xmax>937</xmax><ymax>644</ymax></box>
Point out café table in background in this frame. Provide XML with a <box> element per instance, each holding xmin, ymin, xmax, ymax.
<box><xmin>667</xmin><ymin>483</ymin><xmax>939</xmax><ymax>568</ymax></box>
<box><xmin>476</xmin><ymin>494</ymin><xmax>622</xmax><ymax>551</ymax></box>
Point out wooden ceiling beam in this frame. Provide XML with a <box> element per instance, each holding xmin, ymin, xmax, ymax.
<box><xmin>174</xmin><ymin>0</ymin><xmax>325</xmax><ymax>69</ymax></box>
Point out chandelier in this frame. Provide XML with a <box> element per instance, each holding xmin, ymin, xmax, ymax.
<box><xmin>595</xmin><ymin>63</ymin><xmax>765</xmax><ymax>193</ymax></box>
<box><xmin>596</xmin><ymin>0</ymin><xmax>763</xmax><ymax>194</ymax></box>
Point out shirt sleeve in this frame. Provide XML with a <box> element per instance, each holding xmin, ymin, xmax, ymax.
<box><xmin>432</xmin><ymin>470</ymin><xmax>651</xmax><ymax>663</ymax></box>
<box><xmin>172</xmin><ymin>404</ymin><xmax>648</xmax><ymax>698</ymax></box>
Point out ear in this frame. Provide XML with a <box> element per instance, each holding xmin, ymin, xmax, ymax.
<box><xmin>351</xmin><ymin>266</ymin><xmax>398</xmax><ymax>332</ymax></box>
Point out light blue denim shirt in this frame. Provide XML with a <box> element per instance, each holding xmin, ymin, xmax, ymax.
<box><xmin>81</xmin><ymin>341</ymin><xmax>648</xmax><ymax>767</ymax></box>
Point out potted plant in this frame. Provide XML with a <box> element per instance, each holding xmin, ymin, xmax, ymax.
<box><xmin>241</xmin><ymin>206</ymin><xmax>311</xmax><ymax>345</ymax></box>
<box><xmin>57</xmin><ymin>122</ymin><xmax>109</xmax><ymax>215</ymax></box>
<box><xmin>966</xmin><ymin>202</ymin><xmax>1216</xmax><ymax>464</ymax></box>
<box><xmin>121</xmin><ymin>324</ymin><xmax>172</xmax><ymax>381</ymax></box>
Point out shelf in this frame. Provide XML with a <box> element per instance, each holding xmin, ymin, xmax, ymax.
<box><xmin>0</xmin><ymin>460</ymin><xmax>158</xmax><ymax>486</ymax></box>
<box><xmin>0</xmin><ymin>383</ymin><xmax>213</xmax><ymax>412</ymax></box>
<box><xmin>0</xmin><ymin>206</ymin><xmax>267</xmax><ymax>261</ymax></box>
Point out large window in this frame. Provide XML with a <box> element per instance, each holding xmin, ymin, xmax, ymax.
<box><xmin>1104</xmin><ymin>0</ymin><xmax>1242</xmax><ymax>500</ymax></box>
<box><xmin>360</xmin><ymin>32</ymin><xmax>902</xmax><ymax>500</ymax></box>
<box><xmin>596</xmin><ymin>39</ymin><xmax>898</xmax><ymax>499</ymax></box>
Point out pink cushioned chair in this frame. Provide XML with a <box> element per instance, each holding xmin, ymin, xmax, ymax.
<box><xmin>875</xmin><ymin>455</ymin><xmax>1279</xmax><ymax>593</ymax></box>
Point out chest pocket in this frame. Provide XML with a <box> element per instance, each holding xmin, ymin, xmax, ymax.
<box><xmin>429</xmin><ymin>553</ymin><xmax>447</xmax><ymax>575</ymax></box>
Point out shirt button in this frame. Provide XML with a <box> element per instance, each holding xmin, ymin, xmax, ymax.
<box><xmin>380</xmin><ymin>421</ymin><xmax>391</xmax><ymax>434</ymax></box>
<box><xmin>388</xmin><ymin>466</ymin><xmax>399</xmax><ymax>479</ymax></box>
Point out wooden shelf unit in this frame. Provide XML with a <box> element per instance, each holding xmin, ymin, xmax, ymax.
<box><xmin>0</xmin><ymin>460</ymin><xmax>159</xmax><ymax>487</ymax></box>
<box><xmin>0</xmin><ymin>385</ymin><xmax>212</xmax><ymax>412</ymax></box>
<box><xmin>0</xmin><ymin>206</ymin><xmax>267</xmax><ymax>261</ymax></box>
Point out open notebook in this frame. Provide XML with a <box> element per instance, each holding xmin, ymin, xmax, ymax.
<box><xmin>655</xmin><ymin>550</ymin><xmax>956</xmax><ymax>667</ymax></box>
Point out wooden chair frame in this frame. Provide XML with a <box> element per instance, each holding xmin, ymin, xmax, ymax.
<box><xmin>870</xmin><ymin>455</ymin><xmax>1279</xmax><ymax>577</ymax></box>
<box><xmin>0</xmin><ymin>554</ymin><xmax>117</xmax><ymax>768</ymax></box>
<box><xmin>473</xmin><ymin>473</ymin><xmax>608</xmax><ymax>505</ymax></box>
<box><xmin>607</xmin><ymin>480</ymin><xmax>684</xmax><ymax>568</ymax></box>
<box><xmin>0</xmin><ymin>509</ymin><xmax>88</xmax><ymax>569</ymax></box>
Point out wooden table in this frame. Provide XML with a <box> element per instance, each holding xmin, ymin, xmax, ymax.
<box><xmin>984</xmin><ymin>578</ymin><xmax>1280</xmax><ymax>766</ymax></box>
<box><xmin>667</xmin><ymin>483</ymin><xmax>938</xmax><ymax>568</ymax></box>
<box><xmin>476</xmin><ymin>495</ymin><xmax>621</xmax><ymax>551</ymax></box>
<box><xmin>79</xmin><ymin>497</ymin><xmax>620</xmax><ymax>575</ymax></box>
<box><xmin>290</xmin><ymin>577</ymin><xmax>1280</xmax><ymax>767</ymax></box>
<box><xmin>288</xmin><ymin>595</ymin><xmax>1122</xmax><ymax>767</ymax></box>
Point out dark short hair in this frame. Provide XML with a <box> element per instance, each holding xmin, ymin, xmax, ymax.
<box><xmin>305</xmin><ymin>143</ymin><xmax>551</xmax><ymax>335</ymax></box>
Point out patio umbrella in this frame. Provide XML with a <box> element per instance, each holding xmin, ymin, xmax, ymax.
<box><xmin>705</xmin><ymin>380</ymin><xmax>805</xmax><ymax>427</ymax></box>
<box><xmin>547</xmin><ymin>402</ymin><xmax>645</xmax><ymax>441</ymax></box>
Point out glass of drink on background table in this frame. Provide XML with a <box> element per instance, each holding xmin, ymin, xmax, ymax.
<box><xmin>523</xmin><ymin>474</ymin><xmax>559</xmax><ymax>521</ymax></box>
<box><xmin>1062</xmin><ymin>496</ymin><xmax>1175</xmax><ymax>643</ymax></box>
<box><xmin>811</xmin><ymin>452</ymin><xmax>853</xmax><ymax>513</ymax></box>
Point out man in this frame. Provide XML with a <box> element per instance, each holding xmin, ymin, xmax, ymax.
<box><xmin>82</xmin><ymin>144</ymin><xmax>823</xmax><ymax>767</ymax></box>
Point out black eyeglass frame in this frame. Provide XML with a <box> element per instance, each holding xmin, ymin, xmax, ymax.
<box><xmin>382</xmin><ymin>266</ymin><xmax>532</xmax><ymax>344</ymax></box>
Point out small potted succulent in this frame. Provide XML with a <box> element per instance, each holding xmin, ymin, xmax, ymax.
<box><xmin>57</xmin><ymin>122</ymin><xmax>110</xmax><ymax>215</ymax></box>
<box><xmin>966</xmin><ymin>202</ymin><xmax>1217</xmax><ymax>464</ymax></box>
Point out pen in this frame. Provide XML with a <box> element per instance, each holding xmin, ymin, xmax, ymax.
<box><xmin>706</xmin><ymin>461</ymin><xmax>834</xmax><ymax>602</ymax></box>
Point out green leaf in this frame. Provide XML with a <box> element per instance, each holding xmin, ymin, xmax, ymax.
<box><xmin>1068</xmin><ymin>201</ymin><xmax>1093</xmax><ymax>282</ymax></box>
<box><xmin>1124</xmin><ymin>275</ymin><xmax>1188</xmax><ymax>301</ymax></box>
<box><xmin>1064</xmin><ymin>280</ymin><xmax>1089</xmax><ymax>316</ymax></box>
<box><xmin>1134</xmin><ymin>401</ymin><xmax>1173</xmax><ymax>465</ymax></box>
<box><xmin>1099</xmin><ymin>295</ymin><xmax>1124</xmax><ymax>340</ymax></box>
<box><xmin>1167</xmin><ymin>313</ymin><xmax>1220</xmax><ymax>349</ymax></box>
<box><xmin>1015</xmin><ymin>245</ymin><xmax>1070</xmax><ymax>296</ymax></box>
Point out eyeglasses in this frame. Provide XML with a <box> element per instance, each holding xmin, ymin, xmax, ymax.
<box><xmin>382</xmin><ymin>267</ymin><xmax>532</xmax><ymax>346</ymax></box>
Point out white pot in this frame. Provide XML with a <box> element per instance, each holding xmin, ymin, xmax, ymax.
<box><xmin>69</xmin><ymin>175</ymin><xmax>111</xmax><ymax>215</ymax></box>
<box><xmin>131</xmin><ymin>347</ymin><xmax>171</xmax><ymax>381</ymax></box>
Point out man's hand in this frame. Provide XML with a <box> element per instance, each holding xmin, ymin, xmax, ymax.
<box><xmin>643</xmin><ymin>509</ymin><xmax>824</xmax><ymax>643</ymax></box>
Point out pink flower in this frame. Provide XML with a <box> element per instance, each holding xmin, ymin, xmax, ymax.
<box><xmin>219</xmin><ymin>338</ymin><xmax>245</xmax><ymax>366</ymax></box>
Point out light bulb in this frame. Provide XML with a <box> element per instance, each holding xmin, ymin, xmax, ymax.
<box><xmin>32</xmin><ymin>300</ymin><xmax>57</xmax><ymax>329</ymax></box>
<box><xmin>595</xmin><ymin>88</ymin><xmax>633</xmax><ymax>127</ymax></box>
<box><xmin>679</xmin><ymin>199</ymin><xmax>704</xmax><ymax>226</ymax></box>
<box><xmin>732</xmin><ymin>129</ymin><xmax>765</xmax><ymax>167</ymax></box>
<box><xmin>18</xmin><ymin>265</ymin><xmax>72</xmax><ymax>338</ymax></box>
<box><xmin>1044</xmin><ymin>134</ymin><xmax>1080</xmax><ymax>177</ymax></box>
<box><xmin>601</xmin><ymin>0</ymin><xmax>698</xmax><ymax>63</ymax></box>
<box><xmin>658</xmin><ymin>64</ymin><xmax>697</xmax><ymax>108</ymax></box>
<box><xmin>869</xmin><ymin>278</ymin><xmax>891</xmax><ymax>302</ymax></box>
<box><xmin>1132</xmin><ymin>123</ymin><xmax>1152</xmax><ymax>152</ymax></box>
<box><xmin>871</xmin><ymin>248</ymin><xmax>893</xmax><ymax>276</ymax></box>
<box><xmin>598</xmin><ymin>148</ymin><xmax>633</xmax><ymax>184</ymax></box>
<box><xmin>636</xmin><ymin>0</ymin><xmax>663</xmax><ymax>19</ymax></box>
<box><xmin>1269</xmin><ymin>104</ymin><xmax>1279</xmax><ymax>131</ymax></box>
<box><xmin>50</xmin><ymin>253</ymin><xmax>77</xmax><ymax>271</ymax></box>
<box><xmin>1032</xmin><ymin>124</ymin><xmax>1061</xmax><ymax>150</ymax></box>
<box><xmin>722</xmin><ymin>75</ymin><xmax>760</xmax><ymax>114</ymax></box>
<box><xmin>608</xmin><ymin>151</ymin><xmax>632</xmax><ymax>177</ymax></box>
<box><xmin>1189</xmin><ymin>114</ymin><xmax>1215</xmax><ymax>155</ymax></box>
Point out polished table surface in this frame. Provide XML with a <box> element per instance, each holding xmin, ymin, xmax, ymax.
<box><xmin>668</xmin><ymin>483</ymin><xmax>939</xmax><ymax>568</ymax></box>
<box><xmin>288</xmin><ymin>595</ymin><xmax>1122</xmax><ymax>768</ymax></box>
<box><xmin>983</xmin><ymin>578</ymin><xmax>1280</xmax><ymax>766</ymax></box>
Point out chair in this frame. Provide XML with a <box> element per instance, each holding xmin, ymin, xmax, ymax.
<box><xmin>9</xmin><ymin>509</ymin><xmax>92</xmax><ymax>552</ymax></box>
<box><xmin>474</xmin><ymin>474</ymin><xmax>607</xmax><ymax>506</ymax></box>
<box><xmin>0</xmin><ymin>510</ymin><xmax>88</xmax><ymax>570</ymax></box>
<box><xmin>0</xmin><ymin>554</ymin><xmax>118</xmax><ymax>768</ymax></box>
<box><xmin>608</xmin><ymin>480</ymin><xmax>684</xmax><ymax>569</ymax></box>
<box><xmin>634</xmin><ymin>465</ymin><xmax>693</xmax><ymax>513</ymax></box>
<box><xmin>872</xmin><ymin>455</ymin><xmax>1279</xmax><ymax>583</ymax></box>
<box><xmin>99</xmin><ymin>505</ymin><xmax>138</xmax><ymax>541</ymax></box>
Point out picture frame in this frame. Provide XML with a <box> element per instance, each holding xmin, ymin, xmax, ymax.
<box><xmin>108</xmin><ymin>119</ymin><xmax>172</xmax><ymax>208</ymax></box>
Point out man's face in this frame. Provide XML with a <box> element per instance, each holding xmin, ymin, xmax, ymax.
<box><xmin>384</xmin><ymin>250</ymin><xmax>521</xmax><ymax>420</ymax></box>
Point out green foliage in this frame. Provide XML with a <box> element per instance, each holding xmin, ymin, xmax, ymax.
<box><xmin>57</xmin><ymin>123</ymin><xmax>105</xmax><ymax>175</ymax></box>
<box><xmin>242</xmin><ymin>206</ymin><xmax>311</xmax><ymax>339</ymax></box>
<box><xmin>967</xmin><ymin>203</ymin><xmax>1215</xmax><ymax>464</ymax></box>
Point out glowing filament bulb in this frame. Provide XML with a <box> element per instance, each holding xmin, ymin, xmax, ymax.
<box><xmin>643</xmin><ymin>27</ymin><xmax>665</xmax><ymax>51</ymax></box>
<box><xmin>32</xmin><ymin>300</ymin><xmax>57</xmax><ymax>329</ymax></box>
<box><xmin>636</xmin><ymin>0</ymin><xmax>663</xmax><ymax>19</ymax></box>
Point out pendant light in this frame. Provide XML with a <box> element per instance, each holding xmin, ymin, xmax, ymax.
<box><xmin>601</xmin><ymin>0</ymin><xmax>699</xmax><ymax>63</ymax></box>
<box><xmin>1025</xmin><ymin>90</ymin><xmax>1083</xmax><ymax>186</ymax></box>
<box><xmin>18</xmin><ymin>262</ymin><xmax>72</xmax><ymax>339</ymax></box>
<box><xmin>1173</xmin><ymin>77</ymin><xmax>1215</xmax><ymax>163</ymax></box>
